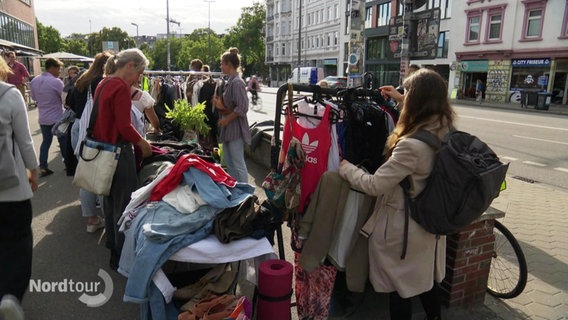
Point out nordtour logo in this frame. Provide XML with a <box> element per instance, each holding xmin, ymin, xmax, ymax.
<box><xmin>29</xmin><ymin>268</ymin><xmax>114</xmax><ymax>307</ymax></box>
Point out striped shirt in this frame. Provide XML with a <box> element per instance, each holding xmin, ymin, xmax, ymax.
<box><xmin>218</xmin><ymin>73</ymin><xmax>251</xmax><ymax>144</ymax></box>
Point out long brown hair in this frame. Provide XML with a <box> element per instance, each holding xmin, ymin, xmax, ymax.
<box><xmin>75</xmin><ymin>51</ymin><xmax>111</xmax><ymax>91</ymax></box>
<box><xmin>386</xmin><ymin>69</ymin><xmax>455</xmax><ymax>157</ymax></box>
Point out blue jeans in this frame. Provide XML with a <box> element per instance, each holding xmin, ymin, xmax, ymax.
<box><xmin>222</xmin><ymin>138</ymin><xmax>248</xmax><ymax>183</ymax></box>
<box><xmin>39</xmin><ymin>124</ymin><xmax>67</xmax><ymax>169</ymax></box>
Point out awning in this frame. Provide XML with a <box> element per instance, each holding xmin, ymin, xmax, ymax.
<box><xmin>0</xmin><ymin>39</ymin><xmax>43</xmax><ymax>56</ymax></box>
<box><xmin>41</xmin><ymin>51</ymin><xmax>94</xmax><ymax>62</ymax></box>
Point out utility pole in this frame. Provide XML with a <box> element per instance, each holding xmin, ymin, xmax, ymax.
<box><xmin>166</xmin><ymin>0</ymin><xmax>180</xmax><ymax>71</ymax></box>
<box><xmin>297</xmin><ymin>0</ymin><xmax>302</xmax><ymax>84</ymax></box>
<box><xmin>167</xmin><ymin>0</ymin><xmax>171</xmax><ymax>70</ymax></box>
<box><xmin>131</xmin><ymin>22</ymin><xmax>139</xmax><ymax>47</ymax></box>
<box><xmin>400</xmin><ymin>0</ymin><xmax>414</xmax><ymax>84</ymax></box>
<box><xmin>204</xmin><ymin>0</ymin><xmax>215</xmax><ymax>65</ymax></box>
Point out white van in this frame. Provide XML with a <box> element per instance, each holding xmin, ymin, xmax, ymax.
<box><xmin>288</xmin><ymin>67</ymin><xmax>324</xmax><ymax>85</ymax></box>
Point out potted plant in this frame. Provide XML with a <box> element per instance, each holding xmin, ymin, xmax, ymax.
<box><xmin>165</xmin><ymin>99</ymin><xmax>211</xmax><ymax>141</ymax></box>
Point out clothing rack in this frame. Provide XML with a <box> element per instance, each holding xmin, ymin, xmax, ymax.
<box><xmin>272</xmin><ymin>84</ymin><xmax>340</xmax><ymax>170</ymax></box>
<box><xmin>267</xmin><ymin>84</ymin><xmax>340</xmax><ymax>260</ymax></box>
<box><xmin>143</xmin><ymin>70</ymin><xmax>225</xmax><ymax>77</ymax></box>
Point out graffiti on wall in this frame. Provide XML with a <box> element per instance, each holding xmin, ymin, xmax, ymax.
<box><xmin>487</xmin><ymin>69</ymin><xmax>508</xmax><ymax>93</ymax></box>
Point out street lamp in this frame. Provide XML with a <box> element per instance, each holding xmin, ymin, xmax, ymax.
<box><xmin>131</xmin><ymin>22</ymin><xmax>139</xmax><ymax>47</ymax></box>
<box><xmin>204</xmin><ymin>0</ymin><xmax>215</xmax><ymax>65</ymax></box>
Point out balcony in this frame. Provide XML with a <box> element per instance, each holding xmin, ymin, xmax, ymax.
<box><xmin>266</xmin><ymin>36</ymin><xmax>274</xmax><ymax>42</ymax></box>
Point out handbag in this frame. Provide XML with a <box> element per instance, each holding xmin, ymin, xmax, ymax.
<box><xmin>72</xmin><ymin>80</ymin><xmax>120</xmax><ymax>196</ymax></box>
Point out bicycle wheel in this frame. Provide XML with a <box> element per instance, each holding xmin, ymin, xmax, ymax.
<box><xmin>249</xmin><ymin>93</ymin><xmax>262</xmax><ymax>111</ymax></box>
<box><xmin>487</xmin><ymin>220</ymin><xmax>528</xmax><ymax>299</ymax></box>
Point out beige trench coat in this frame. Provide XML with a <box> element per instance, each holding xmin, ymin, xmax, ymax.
<box><xmin>339</xmin><ymin>121</ymin><xmax>449</xmax><ymax>298</ymax></box>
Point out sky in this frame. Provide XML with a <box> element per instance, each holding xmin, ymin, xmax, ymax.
<box><xmin>34</xmin><ymin>0</ymin><xmax>261</xmax><ymax>38</ymax></box>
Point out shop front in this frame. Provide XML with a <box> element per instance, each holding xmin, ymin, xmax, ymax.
<box><xmin>457</xmin><ymin>60</ymin><xmax>488</xmax><ymax>100</ymax></box>
<box><xmin>508</xmin><ymin>58</ymin><xmax>552</xmax><ymax>104</ymax></box>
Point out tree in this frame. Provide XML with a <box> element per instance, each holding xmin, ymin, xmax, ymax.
<box><xmin>149</xmin><ymin>37</ymin><xmax>185</xmax><ymax>70</ymax></box>
<box><xmin>36</xmin><ymin>19</ymin><xmax>64</xmax><ymax>53</ymax></box>
<box><xmin>224</xmin><ymin>2</ymin><xmax>267</xmax><ymax>77</ymax></box>
<box><xmin>87</xmin><ymin>27</ymin><xmax>136</xmax><ymax>55</ymax></box>
<box><xmin>64</xmin><ymin>39</ymin><xmax>89</xmax><ymax>56</ymax></box>
<box><xmin>177</xmin><ymin>28</ymin><xmax>224</xmax><ymax>70</ymax></box>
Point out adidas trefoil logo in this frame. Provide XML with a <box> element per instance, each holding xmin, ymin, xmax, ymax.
<box><xmin>301</xmin><ymin>133</ymin><xmax>319</xmax><ymax>154</ymax></box>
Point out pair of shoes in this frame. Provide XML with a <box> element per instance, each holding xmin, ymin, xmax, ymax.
<box><xmin>39</xmin><ymin>168</ymin><xmax>54</xmax><ymax>177</ymax></box>
<box><xmin>86</xmin><ymin>217</ymin><xmax>105</xmax><ymax>233</ymax></box>
<box><xmin>0</xmin><ymin>295</ymin><xmax>25</xmax><ymax>320</ymax></box>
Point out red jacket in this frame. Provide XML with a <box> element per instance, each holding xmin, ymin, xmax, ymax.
<box><xmin>92</xmin><ymin>77</ymin><xmax>142</xmax><ymax>145</ymax></box>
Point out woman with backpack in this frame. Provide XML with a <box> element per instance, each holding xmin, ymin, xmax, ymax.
<box><xmin>339</xmin><ymin>69</ymin><xmax>455</xmax><ymax>320</ymax></box>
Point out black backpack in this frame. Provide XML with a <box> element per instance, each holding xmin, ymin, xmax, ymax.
<box><xmin>399</xmin><ymin>129</ymin><xmax>509</xmax><ymax>259</ymax></box>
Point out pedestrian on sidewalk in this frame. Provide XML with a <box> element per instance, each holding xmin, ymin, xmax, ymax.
<box><xmin>213</xmin><ymin>47</ymin><xmax>251</xmax><ymax>183</ymax></box>
<box><xmin>340</xmin><ymin>68</ymin><xmax>453</xmax><ymax>320</ymax></box>
<box><xmin>30</xmin><ymin>57</ymin><xmax>66</xmax><ymax>178</ymax></box>
<box><xmin>0</xmin><ymin>56</ymin><xmax>39</xmax><ymax>305</ymax></box>
<box><xmin>90</xmin><ymin>48</ymin><xmax>152</xmax><ymax>270</ymax></box>
<box><xmin>5</xmin><ymin>51</ymin><xmax>30</xmax><ymax>99</ymax></box>
<box><xmin>67</xmin><ymin>51</ymin><xmax>111</xmax><ymax>233</ymax></box>
<box><xmin>476</xmin><ymin>79</ymin><xmax>485</xmax><ymax>104</ymax></box>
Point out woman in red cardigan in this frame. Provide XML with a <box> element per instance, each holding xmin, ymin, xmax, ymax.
<box><xmin>91</xmin><ymin>48</ymin><xmax>152</xmax><ymax>270</ymax></box>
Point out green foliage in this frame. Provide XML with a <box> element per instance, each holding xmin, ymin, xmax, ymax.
<box><xmin>165</xmin><ymin>100</ymin><xmax>211</xmax><ymax>135</ymax></box>
<box><xmin>177</xmin><ymin>28</ymin><xmax>224</xmax><ymax>70</ymax></box>
<box><xmin>64</xmin><ymin>39</ymin><xmax>89</xmax><ymax>56</ymax></box>
<box><xmin>36</xmin><ymin>19</ymin><xmax>64</xmax><ymax>53</ymax></box>
<box><xmin>87</xmin><ymin>27</ymin><xmax>136</xmax><ymax>55</ymax></box>
<box><xmin>224</xmin><ymin>2</ymin><xmax>267</xmax><ymax>77</ymax></box>
<box><xmin>150</xmin><ymin>37</ymin><xmax>185</xmax><ymax>70</ymax></box>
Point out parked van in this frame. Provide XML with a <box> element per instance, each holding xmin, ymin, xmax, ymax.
<box><xmin>288</xmin><ymin>67</ymin><xmax>324</xmax><ymax>85</ymax></box>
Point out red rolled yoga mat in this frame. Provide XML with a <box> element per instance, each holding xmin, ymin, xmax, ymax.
<box><xmin>257</xmin><ymin>259</ymin><xmax>293</xmax><ymax>320</ymax></box>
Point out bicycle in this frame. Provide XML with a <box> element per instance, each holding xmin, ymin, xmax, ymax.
<box><xmin>486</xmin><ymin>181</ymin><xmax>528</xmax><ymax>299</ymax></box>
<box><xmin>248</xmin><ymin>91</ymin><xmax>262</xmax><ymax>112</ymax></box>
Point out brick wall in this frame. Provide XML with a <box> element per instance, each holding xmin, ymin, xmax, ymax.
<box><xmin>441</xmin><ymin>219</ymin><xmax>495</xmax><ymax>307</ymax></box>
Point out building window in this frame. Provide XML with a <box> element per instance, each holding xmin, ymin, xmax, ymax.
<box><xmin>437</xmin><ymin>31</ymin><xmax>449</xmax><ymax>58</ymax></box>
<box><xmin>334</xmin><ymin>32</ymin><xmax>339</xmax><ymax>45</ymax></box>
<box><xmin>365</xmin><ymin>7</ymin><xmax>372</xmax><ymax>28</ymax></box>
<box><xmin>377</xmin><ymin>3</ymin><xmax>391</xmax><ymax>27</ymax></box>
<box><xmin>0</xmin><ymin>12</ymin><xmax>35</xmax><ymax>48</ymax></box>
<box><xmin>397</xmin><ymin>0</ymin><xmax>404</xmax><ymax>16</ymax></box>
<box><xmin>282</xmin><ymin>43</ymin><xmax>286</xmax><ymax>55</ymax></box>
<box><xmin>465</xmin><ymin>10</ymin><xmax>482</xmax><ymax>44</ymax></box>
<box><xmin>521</xmin><ymin>0</ymin><xmax>546</xmax><ymax>41</ymax></box>
<box><xmin>488</xmin><ymin>14</ymin><xmax>502</xmax><ymax>40</ymax></box>
<box><xmin>526</xmin><ymin>9</ymin><xmax>542</xmax><ymax>37</ymax></box>
<box><xmin>429</xmin><ymin>0</ymin><xmax>451</xmax><ymax>19</ymax></box>
<box><xmin>485</xmin><ymin>5</ymin><xmax>507</xmax><ymax>43</ymax></box>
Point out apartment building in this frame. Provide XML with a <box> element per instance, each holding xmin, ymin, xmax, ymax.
<box><xmin>452</xmin><ymin>0</ymin><xmax>568</xmax><ymax>104</ymax></box>
<box><xmin>364</xmin><ymin>0</ymin><xmax>452</xmax><ymax>88</ymax></box>
<box><xmin>266</xmin><ymin>0</ymin><xmax>347</xmax><ymax>86</ymax></box>
<box><xmin>0</xmin><ymin>0</ymin><xmax>42</xmax><ymax>74</ymax></box>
